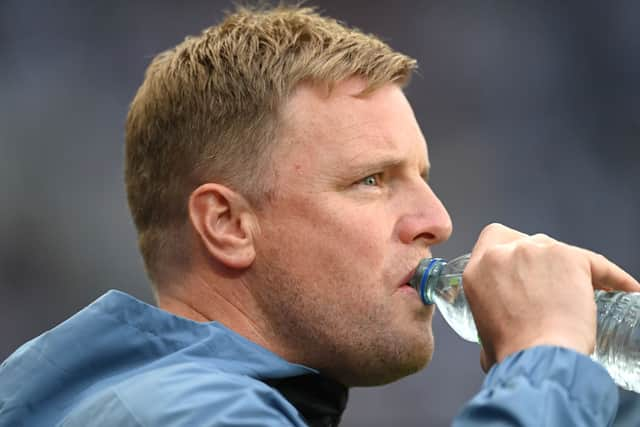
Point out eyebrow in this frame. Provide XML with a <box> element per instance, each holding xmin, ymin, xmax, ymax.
<box><xmin>348</xmin><ymin>155</ymin><xmax>431</xmax><ymax>183</ymax></box>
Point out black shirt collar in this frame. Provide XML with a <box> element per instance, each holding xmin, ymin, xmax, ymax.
<box><xmin>263</xmin><ymin>373</ymin><xmax>349</xmax><ymax>427</ymax></box>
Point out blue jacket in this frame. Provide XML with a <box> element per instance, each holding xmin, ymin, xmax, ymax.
<box><xmin>0</xmin><ymin>290</ymin><xmax>632</xmax><ymax>426</ymax></box>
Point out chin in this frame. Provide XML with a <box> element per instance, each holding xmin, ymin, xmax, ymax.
<box><xmin>345</xmin><ymin>333</ymin><xmax>434</xmax><ymax>387</ymax></box>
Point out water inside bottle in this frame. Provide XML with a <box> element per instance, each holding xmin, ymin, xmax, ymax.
<box><xmin>591</xmin><ymin>291</ymin><xmax>640</xmax><ymax>393</ymax></box>
<box><xmin>433</xmin><ymin>274</ymin><xmax>478</xmax><ymax>342</ymax></box>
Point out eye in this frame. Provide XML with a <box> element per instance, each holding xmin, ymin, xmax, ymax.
<box><xmin>359</xmin><ymin>174</ymin><xmax>381</xmax><ymax>187</ymax></box>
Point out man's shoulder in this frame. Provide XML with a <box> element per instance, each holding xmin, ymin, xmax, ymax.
<box><xmin>63</xmin><ymin>362</ymin><xmax>307</xmax><ymax>426</ymax></box>
<box><xmin>117</xmin><ymin>359</ymin><xmax>278</xmax><ymax>398</ymax></box>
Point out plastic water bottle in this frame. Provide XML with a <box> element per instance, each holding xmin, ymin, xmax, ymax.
<box><xmin>409</xmin><ymin>253</ymin><xmax>640</xmax><ymax>393</ymax></box>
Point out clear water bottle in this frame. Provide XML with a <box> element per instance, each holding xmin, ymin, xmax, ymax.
<box><xmin>409</xmin><ymin>254</ymin><xmax>640</xmax><ymax>393</ymax></box>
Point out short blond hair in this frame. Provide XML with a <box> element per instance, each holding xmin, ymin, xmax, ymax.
<box><xmin>125</xmin><ymin>5</ymin><xmax>417</xmax><ymax>285</ymax></box>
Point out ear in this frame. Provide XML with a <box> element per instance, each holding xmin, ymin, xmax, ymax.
<box><xmin>188</xmin><ymin>183</ymin><xmax>257</xmax><ymax>270</ymax></box>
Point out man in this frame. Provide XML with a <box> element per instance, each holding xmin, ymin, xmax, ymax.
<box><xmin>1</xmin><ymin>5</ymin><xmax>639</xmax><ymax>426</ymax></box>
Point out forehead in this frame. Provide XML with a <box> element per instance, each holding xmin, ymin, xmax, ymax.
<box><xmin>277</xmin><ymin>79</ymin><xmax>429</xmax><ymax>172</ymax></box>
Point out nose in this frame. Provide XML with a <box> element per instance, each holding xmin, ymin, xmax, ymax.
<box><xmin>397</xmin><ymin>182</ymin><xmax>453</xmax><ymax>246</ymax></box>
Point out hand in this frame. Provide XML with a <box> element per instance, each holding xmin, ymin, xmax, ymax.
<box><xmin>463</xmin><ymin>223</ymin><xmax>640</xmax><ymax>372</ymax></box>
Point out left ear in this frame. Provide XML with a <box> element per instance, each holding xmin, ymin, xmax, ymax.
<box><xmin>188</xmin><ymin>183</ymin><xmax>258</xmax><ymax>270</ymax></box>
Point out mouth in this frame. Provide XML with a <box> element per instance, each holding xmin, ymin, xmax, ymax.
<box><xmin>397</xmin><ymin>268</ymin><xmax>418</xmax><ymax>292</ymax></box>
<box><xmin>400</xmin><ymin>271</ymin><xmax>414</xmax><ymax>287</ymax></box>
<box><xmin>396</xmin><ymin>255</ymin><xmax>432</xmax><ymax>296</ymax></box>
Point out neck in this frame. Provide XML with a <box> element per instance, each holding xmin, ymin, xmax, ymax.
<box><xmin>156</xmin><ymin>271</ymin><xmax>286</xmax><ymax>358</ymax></box>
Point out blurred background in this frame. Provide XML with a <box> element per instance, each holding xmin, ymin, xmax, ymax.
<box><xmin>1</xmin><ymin>1</ymin><xmax>638</xmax><ymax>426</ymax></box>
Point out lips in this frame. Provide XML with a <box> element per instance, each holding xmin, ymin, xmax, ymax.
<box><xmin>398</xmin><ymin>254</ymin><xmax>432</xmax><ymax>291</ymax></box>
<box><xmin>398</xmin><ymin>267</ymin><xmax>418</xmax><ymax>289</ymax></box>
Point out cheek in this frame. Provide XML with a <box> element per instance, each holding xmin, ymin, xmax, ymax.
<box><xmin>320</xmin><ymin>206</ymin><xmax>390</xmax><ymax>258</ymax></box>
<box><xmin>315</xmin><ymin>223</ymin><xmax>388</xmax><ymax>288</ymax></box>
<box><xmin>285</xmin><ymin>197</ymin><xmax>387</xmax><ymax>256</ymax></box>
<box><xmin>260</xmin><ymin>195</ymin><xmax>393</xmax><ymax>292</ymax></box>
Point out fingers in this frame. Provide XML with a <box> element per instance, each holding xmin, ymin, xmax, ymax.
<box><xmin>472</xmin><ymin>223</ymin><xmax>640</xmax><ymax>293</ymax></box>
<box><xmin>527</xmin><ymin>234</ymin><xmax>640</xmax><ymax>292</ymax></box>
<box><xmin>471</xmin><ymin>223</ymin><xmax>528</xmax><ymax>258</ymax></box>
<box><xmin>582</xmin><ymin>249</ymin><xmax>640</xmax><ymax>293</ymax></box>
<box><xmin>468</xmin><ymin>223</ymin><xmax>639</xmax><ymax>372</ymax></box>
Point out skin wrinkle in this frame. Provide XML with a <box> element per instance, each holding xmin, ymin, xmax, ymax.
<box><xmin>194</xmin><ymin>274</ymin><xmax>258</xmax><ymax>327</ymax></box>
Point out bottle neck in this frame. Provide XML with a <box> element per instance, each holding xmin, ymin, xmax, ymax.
<box><xmin>410</xmin><ymin>258</ymin><xmax>447</xmax><ymax>305</ymax></box>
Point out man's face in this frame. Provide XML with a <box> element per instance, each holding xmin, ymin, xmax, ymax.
<box><xmin>250</xmin><ymin>78</ymin><xmax>452</xmax><ymax>386</ymax></box>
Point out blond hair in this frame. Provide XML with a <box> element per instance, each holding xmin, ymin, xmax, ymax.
<box><xmin>125</xmin><ymin>5</ymin><xmax>417</xmax><ymax>285</ymax></box>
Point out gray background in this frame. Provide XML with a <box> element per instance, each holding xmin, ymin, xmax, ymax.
<box><xmin>1</xmin><ymin>1</ymin><xmax>638</xmax><ymax>426</ymax></box>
